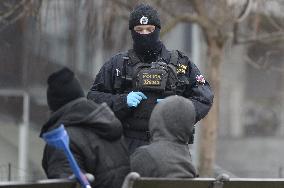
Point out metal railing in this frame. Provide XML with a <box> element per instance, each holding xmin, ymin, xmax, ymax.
<box><xmin>122</xmin><ymin>172</ymin><xmax>284</xmax><ymax>188</ymax></box>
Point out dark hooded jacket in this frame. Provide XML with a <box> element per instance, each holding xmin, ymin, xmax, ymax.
<box><xmin>130</xmin><ymin>95</ymin><xmax>197</xmax><ymax>178</ymax></box>
<box><xmin>40</xmin><ymin>98</ymin><xmax>130</xmax><ymax>188</ymax></box>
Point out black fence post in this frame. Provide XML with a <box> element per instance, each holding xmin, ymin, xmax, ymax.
<box><xmin>279</xmin><ymin>166</ymin><xmax>283</xmax><ymax>178</ymax></box>
<box><xmin>8</xmin><ymin>163</ymin><xmax>11</xmax><ymax>181</ymax></box>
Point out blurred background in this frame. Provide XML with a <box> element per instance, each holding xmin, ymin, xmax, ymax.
<box><xmin>0</xmin><ymin>0</ymin><xmax>284</xmax><ymax>182</ymax></box>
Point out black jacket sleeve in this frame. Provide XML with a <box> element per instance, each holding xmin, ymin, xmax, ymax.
<box><xmin>87</xmin><ymin>56</ymin><xmax>132</xmax><ymax>120</ymax></box>
<box><xmin>181</xmin><ymin>56</ymin><xmax>214</xmax><ymax>122</ymax></box>
<box><xmin>42</xmin><ymin>139</ymin><xmax>86</xmax><ymax>179</ymax></box>
<box><xmin>42</xmin><ymin>145</ymin><xmax>73</xmax><ymax>178</ymax></box>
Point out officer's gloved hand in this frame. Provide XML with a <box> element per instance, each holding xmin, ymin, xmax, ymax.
<box><xmin>127</xmin><ymin>91</ymin><xmax>147</xmax><ymax>108</ymax></box>
<box><xmin>156</xmin><ymin>99</ymin><xmax>164</xmax><ymax>103</ymax></box>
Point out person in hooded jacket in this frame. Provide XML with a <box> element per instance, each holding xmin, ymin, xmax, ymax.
<box><xmin>87</xmin><ymin>4</ymin><xmax>214</xmax><ymax>154</ymax></box>
<box><xmin>130</xmin><ymin>95</ymin><xmax>197</xmax><ymax>178</ymax></box>
<box><xmin>40</xmin><ymin>67</ymin><xmax>130</xmax><ymax>188</ymax></box>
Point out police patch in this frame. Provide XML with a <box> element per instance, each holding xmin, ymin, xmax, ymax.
<box><xmin>177</xmin><ymin>64</ymin><xmax>187</xmax><ymax>74</ymax></box>
<box><xmin>140</xmin><ymin>16</ymin><xmax>148</xmax><ymax>25</ymax></box>
<box><xmin>142</xmin><ymin>73</ymin><xmax>161</xmax><ymax>86</ymax></box>
<box><xmin>196</xmin><ymin>75</ymin><xmax>206</xmax><ymax>85</ymax></box>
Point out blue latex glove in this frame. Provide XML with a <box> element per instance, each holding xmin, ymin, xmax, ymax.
<box><xmin>127</xmin><ymin>91</ymin><xmax>147</xmax><ymax>108</ymax></box>
<box><xmin>156</xmin><ymin>99</ymin><xmax>164</xmax><ymax>103</ymax></box>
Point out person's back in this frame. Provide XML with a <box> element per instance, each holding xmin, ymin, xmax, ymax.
<box><xmin>130</xmin><ymin>95</ymin><xmax>197</xmax><ymax>178</ymax></box>
<box><xmin>40</xmin><ymin>67</ymin><xmax>130</xmax><ymax>188</ymax></box>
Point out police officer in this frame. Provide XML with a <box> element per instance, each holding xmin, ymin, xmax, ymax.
<box><xmin>87</xmin><ymin>4</ymin><xmax>214</xmax><ymax>154</ymax></box>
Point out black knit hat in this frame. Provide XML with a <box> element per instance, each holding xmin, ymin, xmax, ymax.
<box><xmin>46</xmin><ymin>67</ymin><xmax>85</xmax><ymax>112</ymax></box>
<box><xmin>129</xmin><ymin>4</ymin><xmax>161</xmax><ymax>30</ymax></box>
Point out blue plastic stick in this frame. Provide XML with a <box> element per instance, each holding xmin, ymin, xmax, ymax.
<box><xmin>42</xmin><ymin>124</ymin><xmax>92</xmax><ymax>188</ymax></box>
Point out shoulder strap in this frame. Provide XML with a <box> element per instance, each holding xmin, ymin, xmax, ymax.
<box><xmin>168</xmin><ymin>50</ymin><xmax>179</xmax><ymax>78</ymax></box>
<box><xmin>121</xmin><ymin>52</ymin><xmax>132</xmax><ymax>83</ymax></box>
<box><xmin>120</xmin><ymin>50</ymin><xmax>147</xmax><ymax>90</ymax></box>
<box><xmin>127</xmin><ymin>49</ymin><xmax>141</xmax><ymax>65</ymax></box>
<box><xmin>167</xmin><ymin>51</ymin><xmax>179</xmax><ymax>88</ymax></box>
<box><xmin>169</xmin><ymin>50</ymin><xmax>179</xmax><ymax>66</ymax></box>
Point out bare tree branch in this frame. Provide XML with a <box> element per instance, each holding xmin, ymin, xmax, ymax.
<box><xmin>0</xmin><ymin>0</ymin><xmax>39</xmax><ymax>32</ymax></box>
<box><xmin>244</xmin><ymin>52</ymin><xmax>284</xmax><ymax>72</ymax></box>
<box><xmin>235</xmin><ymin>31</ymin><xmax>284</xmax><ymax>44</ymax></box>
<box><xmin>192</xmin><ymin>0</ymin><xmax>207</xmax><ymax>17</ymax></box>
<box><xmin>161</xmin><ymin>13</ymin><xmax>204</xmax><ymax>36</ymax></box>
<box><xmin>152</xmin><ymin>1</ymin><xmax>177</xmax><ymax>18</ymax></box>
<box><xmin>236</xmin><ymin>0</ymin><xmax>253</xmax><ymax>23</ymax></box>
<box><xmin>264</xmin><ymin>13</ymin><xmax>284</xmax><ymax>31</ymax></box>
<box><xmin>106</xmin><ymin>0</ymin><xmax>133</xmax><ymax>11</ymax></box>
<box><xmin>0</xmin><ymin>0</ymin><xmax>27</xmax><ymax>19</ymax></box>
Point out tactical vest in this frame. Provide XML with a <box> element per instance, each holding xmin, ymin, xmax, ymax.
<box><xmin>114</xmin><ymin>49</ymin><xmax>188</xmax><ymax>95</ymax></box>
<box><xmin>114</xmin><ymin>49</ymin><xmax>190</xmax><ymax>132</ymax></box>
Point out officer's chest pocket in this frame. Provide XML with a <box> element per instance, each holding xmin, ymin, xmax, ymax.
<box><xmin>177</xmin><ymin>74</ymin><xmax>190</xmax><ymax>86</ymax></box>
<box><xmin>113</xmin><ymin>75</ymin><xmax>124</xmax><ymax>93</ymax></box>
<box><xmin>173</xmin><ymin>74</ymin><xmax>189</xmax><ymax>95</ymax></box>
<box><xmin>113</xmin><ymin>74</ymin><xmax>133</xmax><ymax>93</ymax></box>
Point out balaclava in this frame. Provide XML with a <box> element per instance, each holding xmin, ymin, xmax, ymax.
<box><xmin>129</xmin><ymin>4</ymin><xmax>162</xmax><ymax>62</ymax></box>
<box><xmin>46</xmin><ymin>67</ymin><xmax>85</xmax><ymax>112</ymax></box>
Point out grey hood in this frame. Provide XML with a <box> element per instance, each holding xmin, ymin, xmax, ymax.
<box><xmin>149</xmin><ymin>95</ymin><xmax>196</xmax><ymax>144</ymax></box>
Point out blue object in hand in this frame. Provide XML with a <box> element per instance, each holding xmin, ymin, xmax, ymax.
<box><xmin>42</xmin><ymin>124</ymin><xmax>92</xmax><ymax>188</ymax></box>
<box><xmin>127</xmin><ymin>91</ymin><xmax>147</xmax><ymax>107</ymax></box>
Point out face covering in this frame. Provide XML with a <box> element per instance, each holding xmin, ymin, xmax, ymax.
<box><xmin>131</xmin><ymin>28</ymin><xmax>162</xmax><ymax>62</ymax></box>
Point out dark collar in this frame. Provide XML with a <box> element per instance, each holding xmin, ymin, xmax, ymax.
<box><xmin>128</xmin><ymin>43</ymin><xmax>171</xmax><ymax>65</ymax></box>
<box><xmin>159</xmin><ymin>43</ymin><xmax>171</xmax><ymax>63</ymax></box>
<box><xmin>39</xmin><ymin>97</ymin><xmax>87</xmax><ymax>137</ymax></box>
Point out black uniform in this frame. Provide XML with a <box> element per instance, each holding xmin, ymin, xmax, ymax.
<box><xmin>87</xmin><ymin>43</ymin><xmax>214</xmax><ymax>153</ymax></box>
<box><xmin>40</xmin><ymin>98</ymin><xmax>130</xmax><ymax>188</ymax></box>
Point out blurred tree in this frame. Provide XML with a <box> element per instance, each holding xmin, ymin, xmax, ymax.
<box><xmin>0</xmin><ymin>0</ymin><xmax>41</xmax><ymax>32</ymax></box>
